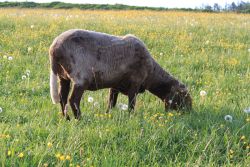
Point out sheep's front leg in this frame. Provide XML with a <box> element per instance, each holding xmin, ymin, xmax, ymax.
<box><xmin>69</xmin><ymin>84</ymin><xmax>85</xmax><ymax>119</ymax></box>
<box><xmin>106</xmin><ymin>88</ymin><xmax>119</xmax><ymax>113</ymax></box>
<box><xmin>128</xmin><ymin>86</ymin><xmax>139</xmax><ymax>112</ymax></box>
<box><xmin>59</xmin><ymin>78</ymin><xmax>71</xmax><ymax>120</ymax></box>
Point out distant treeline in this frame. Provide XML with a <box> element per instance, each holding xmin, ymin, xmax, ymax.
<box><xmin>0</xmin><ymin>1</ymin><xmax>249</xmax><ymax>13</ymax></box>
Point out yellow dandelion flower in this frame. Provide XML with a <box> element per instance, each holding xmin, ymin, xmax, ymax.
<box><xmin>6</xmin><ymin>134</ymin><xmax>10</xmax><ymax>139</ymax></box>
<box><xmin>69</xmin><ymin>164</ymin><xmax>73</xmax><ymax>167</ymax></box>
<box><xmin>47</xmin><ymin>142</ymin><xmax>53</xmax><ymax>148</ymax></box>
<box><xmin>59</xmin><ymin>155</ymin><xmax>65</xmax><ymax>161</ymax></box>
<box><xmin>43</xmin><ymin>163</ymin><xmax>48</xmax><ymax>167</ymax></box>
<box><xmin>76</xmin><ymin>165</ymin><xmax>80</xmax><ymax>167</ymax></box>
<box><xmin>246</xmin><ymin>118</ymin><xmax>250</xmax><ymax>122</ymax></box>
<box><xmin>229</xmin><ymin>149</ymin><xmax>234</xmax><ymax>154</ymax></box>
<box><xmin>159</xmin><ymin>124</ymin><xmax>164</xmax><ymax>127</ymax></box>
<box><xmin>66</xmin><ymin>155</ymin><xmax>71</xmax><ymax>160</ymax></box>
<box><xmin>240</xmin><ymin>135</ymin><xmax>246</xmax><ymax>140</ymax></box>
<box><xmin>229</xmin><ymin>154</ymin><xmax>233</xmax><ymax>159</ymax></box>
<box><xmin>7</xmin><ymin>150</ymin><xmax>11</xmax><ymax>156</ymax></box>
<box><xmin>55</xmin><ymin>153</ymin><xmax>61</xmax><ymax>159</ymax></box>
<box><xmin>18</xmin><ymin>152</ymin><xmax>24</xmax><ymax>158</ymax></box>
<box><xmin>168</xmin><ymin>113</ymin><xmax>174</xmax><ymax>117</ymax></box>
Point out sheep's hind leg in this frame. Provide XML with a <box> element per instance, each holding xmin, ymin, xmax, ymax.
<box><xmin>69</xmin><ymin>84</ymin><xmax>85</xmax><ymax>119</ymax></box>
<box><xmin>59</xmin><ymin>77</ymin><xmax>71</xmax><ymax>120</ymax></box>
<box><xmin>106</xmin><ymin>88</ymin><xmax>119</xmax><ymax>113</ymax></box>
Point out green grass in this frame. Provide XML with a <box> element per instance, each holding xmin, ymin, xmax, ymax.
<box><xmin>0</xmin><ymin>9</ymin><xmax>249</xmax><ymax>166</ymax></box>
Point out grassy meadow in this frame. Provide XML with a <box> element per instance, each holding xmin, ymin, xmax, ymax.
<box><xmin>0</xmin><ymin>9</ymin><xmax>250</xmax><ymax>166</ymax></box>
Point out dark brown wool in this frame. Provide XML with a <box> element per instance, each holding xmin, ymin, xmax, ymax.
<box><xmin>49</xmin><ymin>29</ymin><xmax>192</xmax><ymax>120</ymax></box>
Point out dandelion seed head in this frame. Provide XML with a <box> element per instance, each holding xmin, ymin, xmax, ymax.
<box><xmin>0</xmin><ymin>107</ymin><xmax>2</xmax><ymax>113</ymax></box>
<box><xmin>22</xmin><ymin>75</ymin><xmax>27</xmax><ymax>80</ymax></box>
<box><xmin>30</xmin><ymin>25</ymin><xmax>34</xmax><ymax>29</ymax></box>
<box><xmin>160</xmin><ymin>52</ymin><xmax>163</xmax><ymax>56</ymax></box>
<box><xmin>243</xmin><ymin>107</ymin><xmax>250</xmax><ymax>114</ymax></box>
<box><xmin>28</xmin><ymin>47</ymin><xmax>32</xmax><ymax>52</ymax></box>
<box><xmin>121</xmin><ymin>104</ymin><xmax>128</xmax><ymax>110</ymax></box>
<box><xmin>8</xmin><ymin>56</ymin><xmax>13</xmax><ymax>61</ymax></box>
<box><xmin>224</xmin><ymin>115</ymin><xmax>233</xmax><ymax>122</ymax></box>
<box><xmin>88</xmin><ymin>96</ymin><xmax>94</xmax><ymax>103</ymax></box>
<box><xmin>26</xmin><ymin>70</ymin><xmax>30</xmax><ymax>76</ymax></box>
<box><xmin>200</xmin><ymin>90</ymin><xmax>207</xmax><ymax>97</ymax></box>
<box><xmin>94</xmin><ymin>101</ymin><xmax>99</xmax><ymax>107</ymax></box>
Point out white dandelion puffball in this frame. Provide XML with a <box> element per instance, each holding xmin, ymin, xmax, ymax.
<box><xmin>160</xmin><ymin>52</ymin><xmax>163</xmax><ymax>56</ymax></box>
<box><xmin>30</xmin><ymin>25</ymin><xmax>34</xmax><ymax>29</ymax></box>
<box><xmin>200</xmin><ymin>90</ymin><xmax>207</xmax><ymax>97</ymax></box>
<box><xmin>87</xmin><ymin>96</ymin><xmax>94</xmax><ymax>103</ymax></box>
<box><xmin>117</xmin><ymin>103</ymin><xmax>123</xmax><ymax>109</ymax></box>
<box><xmin>94</xmin><ymin>102</ymin><xmax>99</xmax><ymax>107</ymax></box>
<box><xmin>26</xmin><ymin>70</ymin><xmax>30</xmax><ymax>76</ymax></box>
<box><xmin>243</xmin><ymin>107</ymin><xmax>250</xmax><ymax>114</ymax></box>
<box><xmin>121</xmin><ymin>104</ymin><xmax>128</xmax><ymax>111</ymax></box>
<box><xmin>118</xmin><ymin>103</ymin><xmax>128</xmax><ymax>110</ymax></box>
<box><xmin>168</xmin><ymin>100</ymin><xmax>173</xmax><ymax>104</ymax></box>
<box><xmin>0</xmin><ymin>107</ymin><xmax>2</xmax><ymax>113</ymax></box>
<box><xmin>22</xmin><ymin>75</ymin><xmax>27</xmax><ymax>80</ymax></box>
<box><xmin>224</xmin><ymin>115</ymin><xmax>233</xmax><ymax>122</ymax></box>
<box><xmin>8</xmin><ymin>56</ymin><xmax>13</xmax><ymax>61</ymax></box>
<box><xmin>28</xmin><ymin>47</ymin><xmax>32</xmax><ymax>52</ymax></box>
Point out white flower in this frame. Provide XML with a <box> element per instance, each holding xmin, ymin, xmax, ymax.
<box><xmin>117</xmin><ymin>103</ymin><xmax>123</xmax><ymax>108</ymax></box>
<box><xmin>26</xmin><ymin>70</ymin><xmax>30</xmax><ymax>76</ymax></box>
<box><xmin>200</xmin><ymin>90</ymin><xmax>207</xmax><ymax>97</ymax></box>
<box><xmin>121</xmin><ymin>104</ymin><xmax>128</xmax><ymax>110</ymax></box>
<box><xmin>8</xmin><ymin>56</ymin><xmax>13</xmax><ymax>61</ymax></box>
<box><xmin>94</xmin><ymin>102</ymin><xmax>99</xmax><ymax>107</ymax></box>
<box><xmin>168</xmin><ymin>100</ymin><xmax>173</xmax><ymax>104</ymax></box>
<box><xmin>87</xmin><ymin>96</ymin><xmax>94</xmax><ymax>103</ymax></box>
<box><xmin>27</xmin><ymin>47</ymin><xmax>32</xmax><ymax>52</ymax></box>
<box><xmin>22</xmin><ymin>75</ymin><xmax>27</xmax><ymax>80</ymax></box>
<box><xmin>30</xmin><ymin>25</ymin><xmax>34</xmax><ymax>29</ymax></box>
<box><xmin>248</xmin><ymin>48</ymin><xmax>250</xmax><ymax>52</ymax></box>
<box><xmin>118</xmin><ymin>103</ymin><xmax>128</xmax><ymax>110</ymax></box>
<box><xmin>0</xmin><ymin>107</ymin><xmax>2</xmax><ymax>113</ymax></box>
<box><xmin>160</xmin><ymin>52</ymin><xmax>163</xmax><ymax>56</ymax></box>
<box><xmin>243</xmin><ymin>107</ymin><xmax>250</xmax><ymax>114</ymax></box>
<box><xmin>224</xmin><ymin>115</ymin><xmax>233</xmax><ymax>122</ymax></box>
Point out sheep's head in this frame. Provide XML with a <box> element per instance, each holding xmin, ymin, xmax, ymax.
<box><xmin>164</xmin><ymin>84</ymin><xmax>192</xmax><ymax>111</ymax></box>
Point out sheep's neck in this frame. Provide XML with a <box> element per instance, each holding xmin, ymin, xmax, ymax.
<box><xmin>146</xmin><ymin>61</ymin><xmax>179</xmax><ymax>100</ymax></box>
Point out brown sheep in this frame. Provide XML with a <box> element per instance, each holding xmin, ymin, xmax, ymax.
<box><xmin>49</xmin><ymin>29</ymin><xmax>192</xmax><ymax>120</ymax></box>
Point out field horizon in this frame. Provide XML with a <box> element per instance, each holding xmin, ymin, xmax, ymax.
<box><xmin>0</xmin><ymin>9</ymin><xmax>249</xmax><ymax>166</ymax></box>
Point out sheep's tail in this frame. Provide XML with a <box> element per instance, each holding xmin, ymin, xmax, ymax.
<box><xmin>50</xmin><ymin>69</ymin><xmax>60</xmax><ymax>104</ymax></box>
